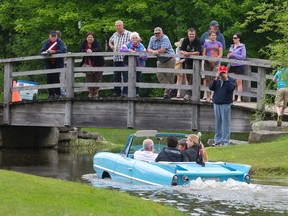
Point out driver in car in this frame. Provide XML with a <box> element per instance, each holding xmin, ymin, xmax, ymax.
<box><xmin>134</xmin><ymin>139</ymin><xmax>158</xmax><ymax>162</ymax></box>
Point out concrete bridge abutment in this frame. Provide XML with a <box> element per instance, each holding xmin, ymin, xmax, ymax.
<box><xmin>0</xmin><ymin>126</ymin><xmax>59</xmax><ymax>149</ymax></box>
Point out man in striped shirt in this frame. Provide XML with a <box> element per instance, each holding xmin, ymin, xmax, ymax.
<box><xmin>109</xmin><ymin>20</ymin><xmax>131</xmax><ymax>97</ymax></box>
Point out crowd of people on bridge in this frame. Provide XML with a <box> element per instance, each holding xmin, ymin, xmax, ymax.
<box><xmin>40</xmin><ymin>19</ymin><xmax>246</xmax><ymax>101</ymax></box>
<box><xmin>40</xmin><ymin>19</ymin><xmax>247</xmax><ymax>146</ymax></box>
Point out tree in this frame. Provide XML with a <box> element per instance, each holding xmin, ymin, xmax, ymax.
<box><xmin>243</xmin><ymin>1</ymin><xmax>288</xmax><ymax>68</ymax></box>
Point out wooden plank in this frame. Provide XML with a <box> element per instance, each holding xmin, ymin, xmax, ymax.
<box><xmin>12</xmin><ymin>68</ymin><xmax>65</xmax><ymax>77</ymax></box>
<box><xmin>12</xmin><ymin>83</ymin><xmax>65</xmax><ymax>91</ymax></box>
<box><xmin>10</xmin><ymin>103</ymin><xmax>65</xmax><ymax>113</ymax></box>
<box><xmin>74</xmin><ymin>66</ymin><xmax>126</xmax><ymax>72</ymax></box>
<box><xmin>11</xmin><ymin>112</ymin><xmax>64</xmax><ymax>126</ymax></box>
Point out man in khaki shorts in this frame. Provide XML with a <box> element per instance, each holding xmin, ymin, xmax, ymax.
<box><xmin>273</xmin><ymin>67</ymin><xmax>288</xmax><ymax>126</ymax></box>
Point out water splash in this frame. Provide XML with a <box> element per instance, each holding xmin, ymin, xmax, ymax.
<box><xmin>83</xmin><ymin>174</ymin><xmax>288</xmax><ymax>215</ymax></box>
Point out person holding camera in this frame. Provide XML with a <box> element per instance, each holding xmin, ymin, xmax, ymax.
<box><xmin>209</xmin><ymin>65</ymin><xmax>236</xmax><ymax>146</ymax></box>
<box><xmin>182</xmin><ymin>134</ymin><xmax>208</xmax><ymax>163</ymax></box>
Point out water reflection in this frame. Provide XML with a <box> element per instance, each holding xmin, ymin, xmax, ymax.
<box><xmin>0</xmin><ymin>149</ymin><xmax>96</xmax><ymax>182</ymax></box>
<box><xmin>0</xmin><ymin>149</ymin><xmax>287</xmax><ymax>216</ymax></box>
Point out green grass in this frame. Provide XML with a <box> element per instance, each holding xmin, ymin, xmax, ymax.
<box><xmin>84</xmin><ymin>128</ymin><xmax>248</xmax><ymax>146</ymax></box>
<box><xmin>85</xmin><ymin>128</ymin><xmax>288</xmax><ymax>178</ymax></box>
<box><xmin>0</xmin><ymin>170</ymin><xmax>185</xmax><ymax>216</ymax></box>
<box><xmin>206</xmin><ymin>135</ymin><xmax>288</xmax><ymax>176</ymax></box>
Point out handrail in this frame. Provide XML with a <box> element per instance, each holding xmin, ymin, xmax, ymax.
<box><xmin>0</xmin><ymin>52</ymin><xmax>273</xmax><ymax>67</ymax></box>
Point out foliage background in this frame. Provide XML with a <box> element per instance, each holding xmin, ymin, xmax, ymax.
<box><xmin>0</xmin><ymin>0</ymin><xmax>287</xmax><ymax>98</ymax></box>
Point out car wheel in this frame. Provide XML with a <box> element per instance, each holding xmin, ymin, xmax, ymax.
<box><xmin>102</xmin><ymin>171</ymin><xmax>111</xmax><ymax>179</ymax></box>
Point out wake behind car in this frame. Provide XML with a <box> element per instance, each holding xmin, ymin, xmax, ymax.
<box><xmin>93</xmin><ymin>130</ymin><xmax>251</xmax><ymax>186</ymax></box>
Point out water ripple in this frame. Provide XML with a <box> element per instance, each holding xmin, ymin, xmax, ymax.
<box><xmin>83</xmin><ymin>174</ymin><xmax>288</xmax><ymax>216</ymax></box>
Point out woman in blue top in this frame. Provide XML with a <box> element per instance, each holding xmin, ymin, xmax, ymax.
<box><xmin>227</xmin><ymin>33</ymin><xmax>246</xmax><ymax>102</ymax></box>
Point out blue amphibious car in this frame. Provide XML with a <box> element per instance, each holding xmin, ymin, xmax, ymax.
<box><xmin>93</xmin><ymin>130</ymin><xmax>251</xmax><ymax>186</ymax></box>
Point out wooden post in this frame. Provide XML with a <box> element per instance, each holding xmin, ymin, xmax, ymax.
<box><xmin>191</xmin><ymin>59</ymin><xmax>201</xmax><ymax>102</ymax></box>
<box><xmin>3</xmin><ymin>63</ymin><xmax>12</xmax><ymax>125</ymax></box>
<box><xmin>64</xmin><ymin>57</ymin><xmax>74</xmax><ymax>126</ymax></box>
<box><xmin>127</xmin><ymin>55</ymin><xmax>136</xmax><ymax>98</ymax></box>
<box><xmin>257</xmin><ymin>67</ymin><xmax>266</xmax><ymax>111</ymax></box>
<box><xmin>65</xmin><ymin>57</ymin><xmax>75</xmax><ymax>99</ymax></box>
<box><xmin>127</xmin><ymin>101</ymin><xmax>135</xmax><ymax>129</ymax></box>
<box><xmin>127</xmin><ymin>54</ymin><xmax>136</xmax><ymax>128</ymax></box>
<box><xmin>191</xmin><ymin>59</ymin><xmax>201</xmax><ymax>130</ymax></box>
<box><xmin>243</xmin><ymin>65</ymin><xmax>251</xmax><ymax>102</ymax></box>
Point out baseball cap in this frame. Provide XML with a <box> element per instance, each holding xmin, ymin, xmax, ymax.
<box><xmin>49</xmin><ymin>30</ymin><xmax>57</xmax><ymax>36</ymax></box>
<box><xmin>218</xmin><ymin>65</ymin><xmax>227</xmax><ymax>73</ymax></box>
<box><xmin>154</xmin><ymin>27</ymin><xmax>163</xmax><ymax>34</ymax></box>
<box><xmin>210</xmin><ymin>20</ymin><xmax>219</xmax><ymax>27</ymax></box>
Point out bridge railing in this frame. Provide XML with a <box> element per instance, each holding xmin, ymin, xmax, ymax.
<box><xmin>0</xmin><ymin>52</ymin><xmax>274</xmax><ymax>124</ymax></box>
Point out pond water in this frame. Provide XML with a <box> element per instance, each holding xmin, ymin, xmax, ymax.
<box><xmin>0</xmin><ymin>149</ymin><xmax>287</xmax><ymax>216</ymax></box>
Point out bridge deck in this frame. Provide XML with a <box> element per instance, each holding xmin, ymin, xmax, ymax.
<box><xmin>0</xmin><ymin>97</ymin><xmax>281</xmax><ymax>133</ymax></box>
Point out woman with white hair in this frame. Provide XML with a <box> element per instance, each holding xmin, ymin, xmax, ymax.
<box><xmin>120</xmin><ymin>32</ymin><xmax>147</xmax><ymax>97</ymax></box>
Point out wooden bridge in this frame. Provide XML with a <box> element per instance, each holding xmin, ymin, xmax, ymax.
<box><xmin>0</xmin><ymin>52</ymin><xmax>275</xmax><ymax>133</ymax></box>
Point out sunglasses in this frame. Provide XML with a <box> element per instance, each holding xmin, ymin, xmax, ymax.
<box><xmin>233</xmin><ymin>37</ymin><xmax>238</xmax><ymax>39</ymax></box>
<box><xmin>154</xmin><ymin>33</ymin><xmax>160</xmax><ymax>35</ymax></box>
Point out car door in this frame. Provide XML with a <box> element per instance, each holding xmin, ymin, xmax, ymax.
<box><xmin>113</xmin><ymin>155</ymin><xmax>136</xmax><ymax>183</ymax></box>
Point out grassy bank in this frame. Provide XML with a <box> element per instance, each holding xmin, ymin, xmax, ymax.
<box><xmin>85</xmin><ymin>128</ymin><xmax>288</xmax><ymax>177</ymax></box>
<box><xmin>0</xmin><ymin>170</ymin><xmax>185</xmax><ymax>216</ymax></box>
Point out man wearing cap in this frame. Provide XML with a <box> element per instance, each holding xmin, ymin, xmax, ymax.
<box><xmin>109</xmin><ymin>20</ymin><xmax>131</xmax><ymax>98</ymax></box>
<box><xmin>147</xmin><ymin>27</ymin><xmax>176</xmax><ymax>99</ymax></box>
<box><xmin>40</xmin><ymin>30</ymin><xmax>67</xmax><ymax>99</ymax></box>
<box><xmin>200</xmin><ymin>20</ymin><xmax>226</xmax><ymax>50</ymax></box>
<box><xmin>209</xmin><ymin>66</ymin><xmax>236</xmax><ymax>146</ymax></box>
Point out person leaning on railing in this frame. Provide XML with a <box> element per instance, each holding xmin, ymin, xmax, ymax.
<box><xmin>227</xmin><ymin>32</ymin><xmax>246</xmax><ymax>103</ymax></box>
<box><xmin>147</xmin><ymin>27</ymin><xmax>176</xmax><ymax>99</ymax></box>
<box><xmin>40</xmin><ymin>30</ymin><xmax>67</xmax><ymax>99</ymax></box>
<box><xmin>119</xmin><ymin>32</ymin><xmax>147</xmax><ymax>98</ymax></box>
<box><xmin>179</xmin><ymin>28</ymin><xmax>202</xmax><ymax>101</ymax></box>
<box><xmin>109</xmin><ymin>20</ymin><xmax>131</xmax><ymax>98</ymax></box>
<box><xmin>79</xmin><ymin>31</ymin><xmax>105</xmax><ymax>98</ymax></box>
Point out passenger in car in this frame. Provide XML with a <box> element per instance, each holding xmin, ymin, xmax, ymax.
<box><xmin>182</xmin><ymin>134</ymin><xmax>208</xmax><ymax>162</ymax></box>
<box><xmin>178</xmin><ymin>138</ymin><xmax>188</xmax><ymax>152</ymax></box>
<box><xmin>155</xmin><ymin>136</ymin><xmax>183</xmax><ymax>162</ymax></box>
<box><xmin>134</xmin><ymin>139</ymin><xmax>158</xmax><ymax>162</ymax></box>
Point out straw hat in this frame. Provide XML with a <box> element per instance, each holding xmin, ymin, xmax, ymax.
<box><xmin>174</xmin><ymin>38</ymin><xmax>184</xmax><ymax>47</ymax></box>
